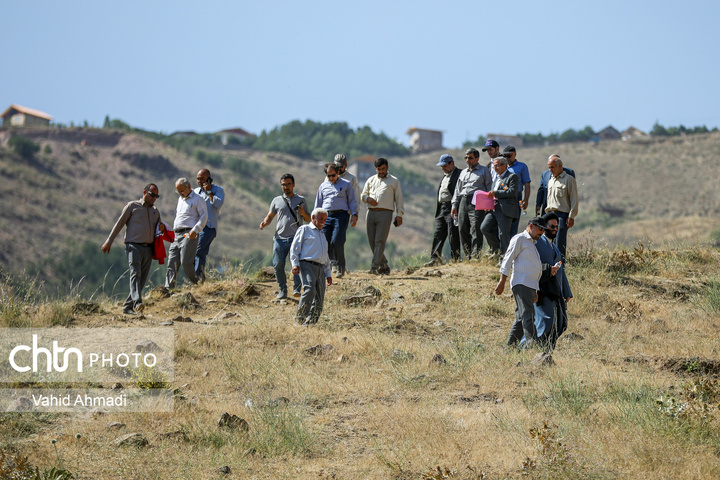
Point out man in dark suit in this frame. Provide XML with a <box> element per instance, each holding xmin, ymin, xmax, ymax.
<box><xmin>481</xmin><ymin>156</ymin><xmax>520</xmax><ymax>257</ymax></box>
<box><xmin>426</xmin><ymin>154</ymin><xmax>462</xmax><ymax>266</ymax></box>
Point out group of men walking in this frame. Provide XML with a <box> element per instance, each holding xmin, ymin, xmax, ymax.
<box><xmin>102</xmin><ymin>141</ymin><xmax>576</xmax><ymax>347</ymax></box>
<box><xmin>102</xmin><ymin>169</ymin><xmax>224</xmax><ymax>315</ymax></box>
<box><xmin>262</xmin><ymin>154</ymin><xmax>404</xmax><ymax>325</ymax></box>
<box><xmin>430</xmin><ymin>141</ymin><xmax>578</xmax><ymax>265</ymax></box>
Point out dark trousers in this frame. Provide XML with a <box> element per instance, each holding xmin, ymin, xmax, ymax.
<box><xmin>507</xmin><ymin>284</ymin><xmax>538</xmax><ymax>346</ymax></box>
<box><xmin>431</xmin><ymin>202</ymin><xmax>460</xmax><ymax>261</ymax></box>
<box><xmin>458</xmin><ymin>196</ymin><xmax>486</xmax><ymax>259</ymax></box>
<box><xmin>322</xmin><ymin>211</ymin><xmax>350</xmax><ymax>272</ymax></box>
<box><xmin>481</xmin><ymin>205</ymin><xmax>516</xmax><ymax>256</ymax></box>
<box><xmin>554</xmin><ymin>211</ymin><xmax>570</xmax><ymax>260</ymax></box>
<box><xmin>124</xmin><ymin>243</ymin><xmax>153</xmax><ymax>311</ymax></box>
<box><xmin>194</xmin><ymin>226</ymin><xmax>216</xmax><ymax>281</ymax></box>
<box><xmin>296</xmin><ymin>260</ymin><xmax>326</xmax><ymax>324</ymax></box>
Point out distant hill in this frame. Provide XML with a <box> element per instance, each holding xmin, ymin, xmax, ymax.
<box><xmin>1</xmin><ymin>126</ymin><xmax>719</xmax><ymax>295</ymax></box>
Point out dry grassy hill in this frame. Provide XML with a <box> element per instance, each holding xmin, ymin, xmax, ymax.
<box><xmin>1</xmin><ymin>127</ymin><xmax>720</xmax><ymax>293</ymax></box>
<box><xmin>1</xmin><ymin>241</ymin><xmax>719</xmax><ymax>478</ymax></box>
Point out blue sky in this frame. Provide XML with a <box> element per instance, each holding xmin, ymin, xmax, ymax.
<box><xmin>3</xmin><ymin>0</ymin><xmax>718</xmax><ymax>148</ymax></box>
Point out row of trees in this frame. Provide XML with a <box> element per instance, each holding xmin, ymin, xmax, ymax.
<box><xmin>99</xmin><ymin>117</ymin><xmax>409</xmax><ymax>160</ymax></box>
<box><xmin>239</xmin><ymin>120</ymin><xmax>410</xmax><ymax>160</ymax></box>
<box><xmin>463</xmin><ymin>123</ymin><xmax>717</xmax><ymax>149</ymax></box>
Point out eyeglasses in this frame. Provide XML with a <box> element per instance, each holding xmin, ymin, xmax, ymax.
<box><xmin>148</xmin><ymin>192</ymin><xmax>160</xmax><ymax>198</ymax></box>
<box><xmin>547</xmin><ymin>224</ymin><xmax>559</xmax><ymax>230</ymax></box>
<box><xmin>502</xmin><ymin>153</ymin><xmax>512</xmax><ymax>158</ymax></box>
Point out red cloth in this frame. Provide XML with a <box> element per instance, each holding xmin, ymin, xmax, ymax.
<box><xmin>153</xmin><ymin>229</ymin><xmax>175</xmax><ymax>264</ymax></box>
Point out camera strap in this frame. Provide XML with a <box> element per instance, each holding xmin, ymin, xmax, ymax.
<box><xmin>282</xmin><ymin>196</ymin><xmax>300</xmax><ymax>225</ymax></box>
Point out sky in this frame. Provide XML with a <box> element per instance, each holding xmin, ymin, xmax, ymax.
<box><xmin>3</xmin><ymin>0</ymin><xmax>719</xmax><ymax>149</ymax></box>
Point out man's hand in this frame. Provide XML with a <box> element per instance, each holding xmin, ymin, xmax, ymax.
<box><xmin>188</xmin><ymin>231</ymin><xmax>197</xmax><ymax>240</ymax></box>
<box><xmin>494</xmin><ymin>279</ymin><xmax>505</xmax><ymax>296</ymax></box>
<box><xmin>551</xmin><ymin>265</ymin><xmax>560</xmax><ymax>276</ymax></box>
<box><xmin>367</xmin><ymin>197</ymin><xmax>378</xmax><ymax>206</ymax></box>
<box><xmin>203</xmin><ymin>182</ymin><xmax>213</xmax><ymax>192</ymax></box>
<box><xmin>326</xmin><ymin>276</ymin><xmax>333</xmax><ymax>286</ymax></box>
<box><xmin>487</xmin><ymin>191</ymin><xmax>495</xmax><ymax>199</ymax></box>
<box><xmin>101</xmin><ymin>242</ymin><xmax>111</xmax><ymax>254</ymax></box>
<box><xmin>567</xmin><ymin>218</ymin><xmax>575</xmax><ymax>228</ymax></box>
<box><xmin>394</xmin><ymin>217</ymin><xmax>403</xmax><ymax>227</ymax></box>
<box><xmin>534</xmin><ymin>292</ymin><xmax>539</xmax><ymax>303</ymax></box>
<box><xmin>159</xmin><ymin>223</ymin><xmax>166</xmax><ymax>232</ymax></box>
<box><xmin>451</xmin><ymin>208</ymin><xmax>458</xmax><ymax>217</ymax></box>
<box><xmin>521</xmin><ymin>200</ymin><xmax>529</xmax><ymax>210</ymax></box>
<box><xmin>259</xmin><ymin>220</ymin><xmax>268</xmax><ymax>230</ymax></box>
<box><xmin>350</xmin><ymin>214</ymin><xmax>358</xmax><ymax>227</ymax></box>
<box><xmin>291</xmin><ymin>266</ymin><xmax>300</xmax><ymax>275</ymax></box>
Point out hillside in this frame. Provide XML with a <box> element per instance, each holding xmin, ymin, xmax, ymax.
<box><xmin>1</xmin><ymin>243</ymin><xmax>719</xmax><ymax>478</ymax></box>
<box><xmin>1</xmin><ymin>127</ymin><xmax>720</xmax><ymax>294</ymax></box>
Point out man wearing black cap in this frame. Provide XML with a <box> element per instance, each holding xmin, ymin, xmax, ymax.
<box><xmin>494</xmin><ymin>217</ymin><xmax>545</xmax><ymax>348</ymax></box>
<box><xmin>451</xmin><ymin>148</ymin><xmax>493</xmax><ymax>260</ymax></box>
<box><xmin>427</xmin><ymin>154</ymin><xmax>461</xmax><ymax>266</ymax></box>
<box><xmin>482</xmin><ymin>139</ymin><xmax>501</xmax><ymax>170</ymax></box>
<box><xmin>503</xmin><ymin>146</ymin><xmax>532</xmax><ymax>236</ymax></box>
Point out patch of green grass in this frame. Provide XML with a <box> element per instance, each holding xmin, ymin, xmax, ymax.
<box><xmin>246</xmin><ymin>404</ymin><xmax>317</xmax><ymax>457</ymax></box>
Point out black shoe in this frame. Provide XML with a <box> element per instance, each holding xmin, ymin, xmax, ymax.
<box><xmin>122</xmin><ymin>308</ymin><xmax>138</xmax><ymax>316</ymax></box>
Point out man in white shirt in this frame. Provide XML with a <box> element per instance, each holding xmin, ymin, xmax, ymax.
<box><xmin>291</xmin><ymin>208</ymin><xmax>333</xmax><ymax>326</ymax></box>
<box><xmin>361</xmin><ymin>158</ymin><xmax>404</xmax><ymax>275</ymax></box>
<box><xmin>495</xmin><ymin>217</ymin><xmax>546</xmax><ymax>347</ymax></box>
<box><xmin>165</xmin><ymin>178</ymin><xmax>208</xmax><ymax>289</ymax></box>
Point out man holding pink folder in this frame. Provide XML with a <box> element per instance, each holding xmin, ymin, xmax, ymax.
<box><xmin>481</xmin><ymin>156</ymin><xmax>520</xmax><ymax>258</ymax></box>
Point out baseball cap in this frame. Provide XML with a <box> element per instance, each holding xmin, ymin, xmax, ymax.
<box><xmin>481</xmin><ymin>139</ymin><xmax>500</xmax><ymax>151</ymax></box>
<box><xmin>528</xmin><ymin>217</ymin><xmax>546</xmax><ymax>230</ymax></box>
<box><xmin>436</xmin><ymin>154</ymin><xmax>454</xmax><ymax>166</ymax></box>
<box><xmin>503</xmin><ymin>145</ymin><xmax>516</xmax><ymax>154</ymax></box>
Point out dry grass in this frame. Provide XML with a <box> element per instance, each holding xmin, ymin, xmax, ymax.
<box><xmin>2</xmin><ymin>243</ymin><xmax>720</xmax><ymax>479</ymax></box>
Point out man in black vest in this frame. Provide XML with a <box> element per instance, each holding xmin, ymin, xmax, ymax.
<box><xmin>426</xmin><ymin>154</ymin><xmax>462</xmax><ymax>266</ymax></box>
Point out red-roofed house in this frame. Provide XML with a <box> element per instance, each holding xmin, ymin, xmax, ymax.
<box><xmin>216</xmin><ymin>127</ymin><xmax>255</xmax><ymax>145</ymax></box>
<box><xmin>1</xmin><ymin>104</ymin><xmax>53</xmax><ymax>127</ymax></box>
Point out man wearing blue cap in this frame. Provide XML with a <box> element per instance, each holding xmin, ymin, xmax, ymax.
<box><xmin>426</xmin><ymin>154</ymin><xmax>461</xmax><ymax>266</ymax></box>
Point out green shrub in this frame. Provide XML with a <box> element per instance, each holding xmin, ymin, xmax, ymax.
<box><xmin>8</xmin><ymin>136</ymin><xmax>40</xmax><ymax>160</ymax></box>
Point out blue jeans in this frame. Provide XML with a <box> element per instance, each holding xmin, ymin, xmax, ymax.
<box><xmin>273</xmin><ymin>237</ymin><xmax>301</xmax><ymax>294</ymax></box>
<box><xmin>195</xmin><ymin>226</ymin><xmax>217</xmax><ymax>281</ymax></box>
<box><xmin>322</xmin><ymin>211</ymin><xmax>350</xmax><ymax>271</ymax></box>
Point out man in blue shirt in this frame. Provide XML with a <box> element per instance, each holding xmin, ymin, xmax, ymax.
<box><xmin>502</xmin><ymin>146</ymin><xmax>531</xmax><ymax>236</ymax></box>
<box><xmin>314</xmin><ymin>163</ymin><xmax>358</xmax><ymax>278</ymax></box>
<box><xmin>194</xmin><ymin>168</ymin><xmax>225</xmax><ymax>282</ymax></box>
<box><xmin>291</xmin><ymin>208</ymin><xmax>333</xmax><ymax>326</ymax></box>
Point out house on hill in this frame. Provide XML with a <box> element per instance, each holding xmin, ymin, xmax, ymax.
<box><xmin>621</xmin><ymin>126</ymin><xmax>648</xmax><ymax>141</ymax></box>
<box><xmin>217</xmin><ymin>127</ymin><xmax>255</xmax><ymax>146</ymax></box>
<box><xmin>406</xmin><ymin>127</ymin><xmax>443</xmax><ymax>154</ymax></box>
<box><xmin>485</xmin><ymin>133</ymin><xmax>524</xmax><ymax>148</ymax></box>
<box><xmin>596</xmin><ymin>125</ymin><xmax>621</xmax><ymax>141</ymax></box>
<box><xmin>1</xmin><ymin>104</ymin><xmax>53</xmax><ymax>127</ymax></box>
<box><xmin>348</xmin><ymin>155</ymin><xmax>377</xmax><ymax>186</ymax></box>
